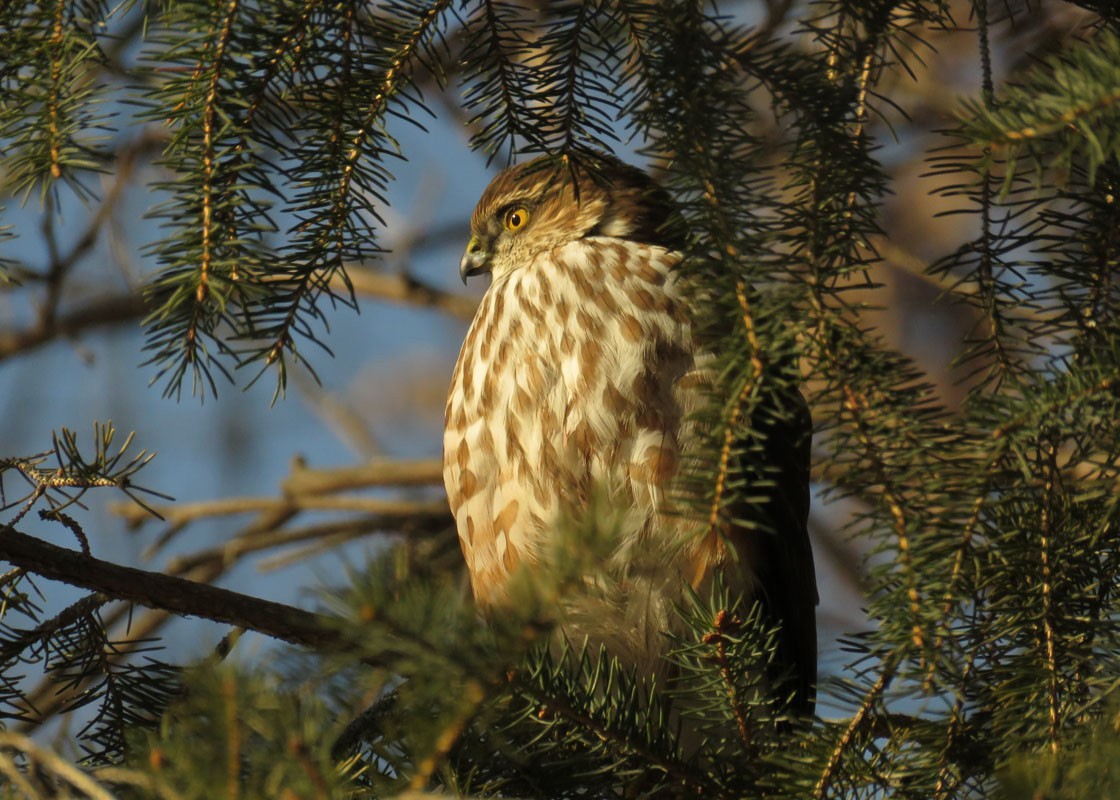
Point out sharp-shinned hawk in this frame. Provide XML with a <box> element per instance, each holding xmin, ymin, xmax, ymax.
<box><xmin>443</xmin><ymin>153</ymin><xmax>817</xmax><ymax>711</ymax></box>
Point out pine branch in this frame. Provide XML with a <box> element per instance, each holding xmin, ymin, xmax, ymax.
<box><xmin>509</xmin><ymin>673</ymin><xmax>707</xmax><ymax>793</ymax></box>
<box><xmin>0</xmin><ymin>525</ymin><xmax>345</xmax><ymax>653</ymax></box>
<box><xmin>0</xmin><ymin>591</ymin><xmax>104</xmax><ymax>669</ymax></box>
<box><xmin>460</xmin><ymin>0</ymin><xmax>546</xmax><ymax>160</ymax></box>
<box><xmin>813</xmin><ymin>658</ymin><xmax>897</xmax><ymax>800</ymax></box>
<box><xmin>959</xmin><ymin>27</ymin><xmax>1120</xmax><ymax>188</ymax></box>
<box><xmin>4</xmin><ymin>451</ymin><xmax>447</xmax><ymax>737</ymax></box>
<box><xmin>1</xmin><ymin>423</ymin><xmax>167</xmax><ymax>526</ymax></box>
<box><xmin>0</xmin><ymin>0</ymin><xmax>111</xmax><ymax>202</ymax></box>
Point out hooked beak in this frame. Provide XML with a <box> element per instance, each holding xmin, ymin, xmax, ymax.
<box><xmin>460</xmin><ymin>235</ymin><xmax>490</xmax><ymax>284</ymax></box>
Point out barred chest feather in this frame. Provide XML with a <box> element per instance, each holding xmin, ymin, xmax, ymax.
<box><xmin>444</xmin><ymin>237</ymin><xmax>713</xmax><ymax>653</ymax></box>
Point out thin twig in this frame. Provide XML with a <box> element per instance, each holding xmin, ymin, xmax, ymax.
<box><xmin>813</xmin><ymin>658</ymin><xmax>897</xmax><ymax>800</ymax></box>
<box><xmin>1039</xmin><ymin>438</ymin><xmax>1061</xmax><ymax>754</ymax></box>
<box><xmin>281</xmin><ymin>457</ymin><xmax>444</xmax><ymax>495</ymax></box>
<box><xmin>162</xmin><ymin>511</ymin><xmax>450</xmax><ymax>575</ymax></box>
<box><xmin>702</xmin><ymin>609</ymin><xmax>754</xmax><ymax>754</ymax></box>
<box><xmin>113</xmin><ymin>494</ymin><xmax>447</xmax><ymax>529</ymax></box>
<box><xmin>344</xmin><ymin>264</ymin><xmax>477</xmax><ymax>320</ymax></box>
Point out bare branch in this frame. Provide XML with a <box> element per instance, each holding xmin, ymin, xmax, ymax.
<box><xmin>343</xmin><ymin>264</ymin><xmax>477</xmax><ymax>320</ymax></box>
<box><xmin>0</xmin><ymin>525</ymin><xmax>344</xmax><ymax>652</ymax></box>
<box><xmin>282</xmin><ymin>457</ymin><xmax>444</xmax><ymax>495</ymax></box>
<box><xmin>162</xmin><ymin>512</ymin><xmax>451</xmax><ymax>576</ymax></box>
<box><xmin>112</xmin><ymin>494</ymin><xmax>448</xmax><ymax>529</ymax></box>
<box><xmin>0</xmin><ymin>293</ymin><xmax>149</xmax><ymax>361</ymax></box>
<box><xmin>0</xmin><ymin>266</ymin><xmax>474</xmax><ymax>363</ymax></box>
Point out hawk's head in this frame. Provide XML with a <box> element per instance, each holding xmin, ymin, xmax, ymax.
<box><xmin>459</xmin><ymin>153</ymin><xmax>685</xmax><ymax>283</ymax></box>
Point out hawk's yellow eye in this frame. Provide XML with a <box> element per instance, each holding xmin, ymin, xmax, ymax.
<box><xmin>504</xmin><ymin>207</ymin><xmax>530</xmax><ymax>231</ymax></box>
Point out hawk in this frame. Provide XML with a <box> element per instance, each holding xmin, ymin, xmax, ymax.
<box><xmin>443</xmin><ymin>153</ymin><xmax>817</xmax><ymax>711</ymax></box>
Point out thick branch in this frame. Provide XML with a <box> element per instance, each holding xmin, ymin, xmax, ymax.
<box><xmin>0</xmin><ymin>265</ymin><xmax>474</xmax><ymax>362</ymax></box>
<box><xmin>17</xmin><ymin>503</ymin><xmax>305</xmax><ymax>732</ymax></box>
<box><xmin>0</xmin><ymin>525</ymin><xmax>344</xmax><ymax>653</ymax></box>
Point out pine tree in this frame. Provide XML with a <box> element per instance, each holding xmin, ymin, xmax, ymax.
<box><xmin>2</xmin><ymin>1</ymin><xmax>1119</xmax><ymax>797</ymax></box>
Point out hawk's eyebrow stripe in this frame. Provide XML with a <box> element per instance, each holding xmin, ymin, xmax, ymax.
<box><xmin>493</xmin><ymin>199</ymin><xmax>538</xmax><ymax>221</ymax></box>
